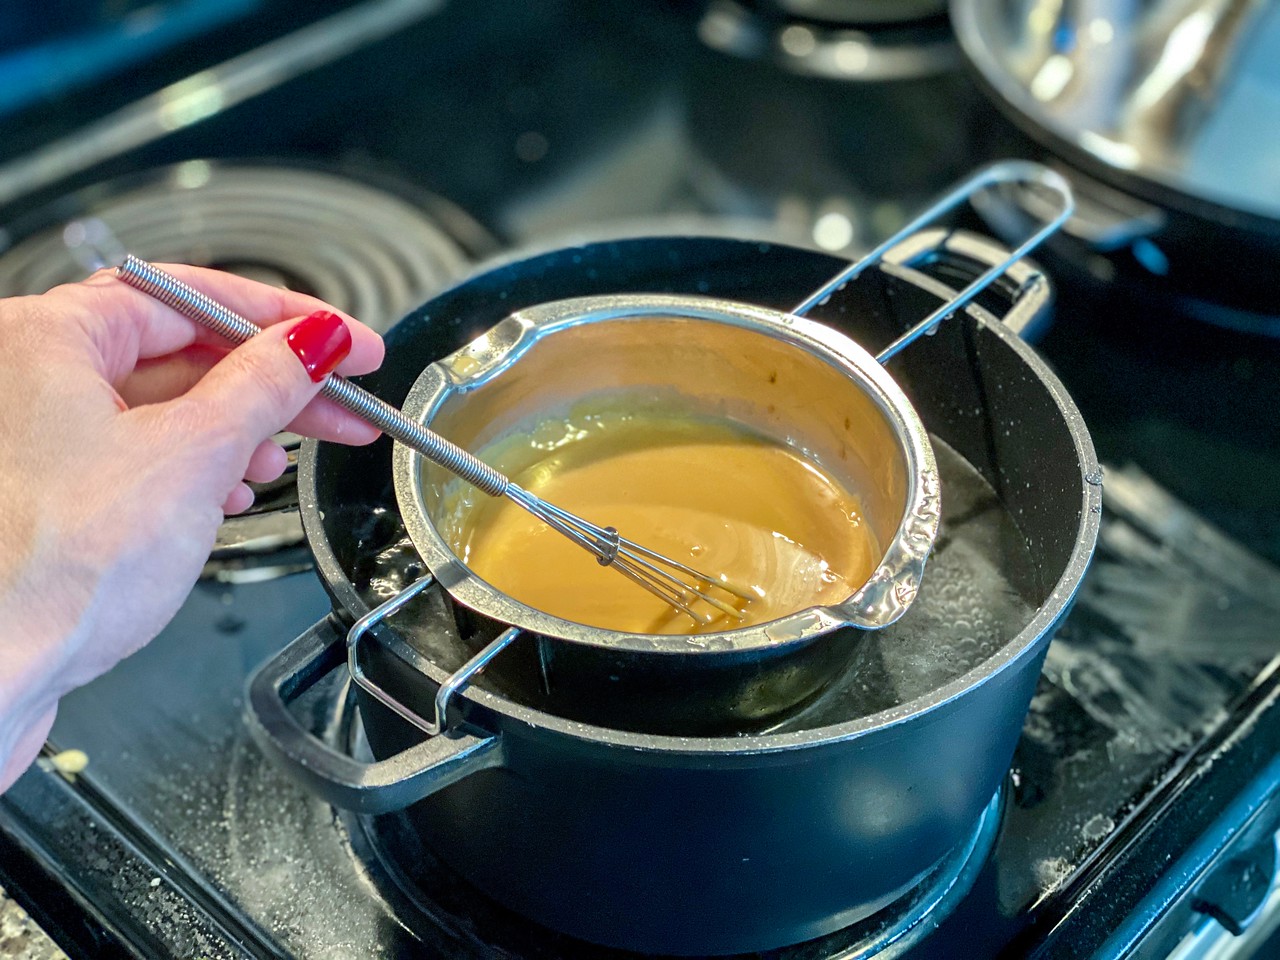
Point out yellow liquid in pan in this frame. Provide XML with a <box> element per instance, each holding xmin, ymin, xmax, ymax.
<box><xmin>446</xmin><ymin>412</ymin><xmax>882</xmax><ymax>635</ymax></box>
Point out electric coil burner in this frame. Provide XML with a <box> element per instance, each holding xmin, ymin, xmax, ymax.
<box><xmin>4</xmin><ymin>2</ymin><xmax>1280</xmax><ymax>958</ymax></box>
<box><xmin>0</xmin><ymin>162</ymin><xmax>473</xmax><ymax>326</ymax></box>
<box><xmin>0</xmin><ymin>161</ymin><xmax>481</xmax><ymax>578</ymax></box>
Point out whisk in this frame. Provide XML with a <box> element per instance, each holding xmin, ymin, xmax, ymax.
<box><xmin>115</xmin><ymin>255</ymin><xmax>753</xmax><ymax>624</ymax></box>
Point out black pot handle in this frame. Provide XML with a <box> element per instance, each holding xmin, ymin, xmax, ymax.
<box><xmin>883</xmin><ymin>228</ymin><xmax>1054</xmax><ymax>342</ymax></box>
<box><xmin>245</xmin><ymin>616</ymin><xmax>502</xmax><ymax>816</ymax></box>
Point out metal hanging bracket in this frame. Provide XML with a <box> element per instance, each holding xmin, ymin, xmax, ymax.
<box><xmin>346</xmin><ymin>575</ymin><xmax>521</xmax><ymax>737</ymax></box>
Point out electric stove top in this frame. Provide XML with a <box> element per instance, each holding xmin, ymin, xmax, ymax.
<box><xmin>3</xmin><ymin>2</ymin><xmax>1280</xmax><ymax>957</ymax></box>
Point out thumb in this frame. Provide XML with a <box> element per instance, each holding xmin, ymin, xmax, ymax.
<box><xmin>178</xmin><ymin>309</ymin><xmax>351</xmax><ymax>455</ymax></box>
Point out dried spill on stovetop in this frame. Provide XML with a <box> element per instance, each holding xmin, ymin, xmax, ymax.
<box><xmin>1000</xmin><ymin>465</ymin><xmax>1280</xmax><ymax>913</ymax></box>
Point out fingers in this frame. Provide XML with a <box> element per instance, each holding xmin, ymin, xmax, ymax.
<box><xmin>119</xmin><ymin>339</ymin><xmax>383</xmax><ymax>445</ymax></box>
<box><xmin>123</xmin><ymin>332</ymin><xmax>385</xmax><ymax>403</ymax></box>
<box><xmin>119</xmin><ymin>345</ymin><xmax>225</xmax><ymax>407</ymax></box>
<box><xmin>223</xmin><ymin>442</ymin><xmax>290</xmax><ymax>516</ymax></box>
<box><xmin>244</xmin><ymin>439</ymin><xmax>288</xmax><ymax>484</ymax></box>
<box><xmin>62</xmin><ymin>263</ymin><xmax>384</xmax><ymax>385</ymax></box>
<box><xmin>223</xmin><ymin>483</ymin><xmax>255</xmax><ymax>515</ymax></box>
<box><xmin>284</xmin><ymin>396</ymin><xmax>381</xmax><ymax>445</ymax></box>
<box><xmin>175</xmin><ymin>311</ymin><xmax>353</xmax><ymax>470</ymax></box>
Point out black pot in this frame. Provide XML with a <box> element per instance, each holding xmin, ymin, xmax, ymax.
<box><xmin>246</xmin><ymin>232</ymin><xmax>1099</xmax><ymax>954</ymax></box>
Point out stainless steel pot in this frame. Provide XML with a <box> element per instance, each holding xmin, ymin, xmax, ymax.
<box><xmin>392</xmin><ymin>296</ymin><xmax>941</xmax><ymax>732</ymax></box>
<box><xmin>952</xmin><ymin>0</ymin><xmax>1280</xmax><ymax>225</ymax></box>
<box><xmin>952</xmin><ymin>0</ymin><xmax>1280</xmax><ymax>321</ymax></box>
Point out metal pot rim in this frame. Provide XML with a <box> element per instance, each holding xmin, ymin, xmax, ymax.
<box><xmin>390</xmin><ymin>292</ymin><xmax>941</xmax><ymax>655</ymax></box>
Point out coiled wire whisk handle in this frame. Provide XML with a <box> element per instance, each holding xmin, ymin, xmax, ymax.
<box><xmin>115</xmin><ymin>255</ymin><xmax>511</xmax><ymax>498</ymax></box>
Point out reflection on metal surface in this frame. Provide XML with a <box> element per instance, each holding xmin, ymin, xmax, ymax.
<box><xmin>158</xmin><ymin>71</ymin><xmax>226</xmax><ymax>130</ymax></box>
<box><xmin>0</xmin><ymin>0</ymin><xmax>444</xmax><ymax>208</ymax></box>
<box><xmin>952</xmin><ymin>0</ymin><xmax>1280</xmax><ymax>219</ymax></box>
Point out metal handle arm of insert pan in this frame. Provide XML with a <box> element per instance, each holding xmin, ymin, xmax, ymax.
<box><xmin>792</xmin><ymin>160</ymin><xmax>1075</xmax><ymax>363</ymax></box>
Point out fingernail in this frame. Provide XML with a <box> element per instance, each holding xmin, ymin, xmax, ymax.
<box><xmin>287</xmin><ymin>310</ymin><xmax>351</xmax><ymax>382</ymax></box>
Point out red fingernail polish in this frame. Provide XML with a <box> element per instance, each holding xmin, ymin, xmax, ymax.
<box><xmin>287</xmin><ymin>310</ymin><xmax>352</xmax><ymax>382</ymax></box>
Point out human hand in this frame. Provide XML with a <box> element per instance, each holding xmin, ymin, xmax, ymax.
<box><xmin>0</xmin><ymin>264</ymin><xmax>384</xmax><ymax>790</ymax></box>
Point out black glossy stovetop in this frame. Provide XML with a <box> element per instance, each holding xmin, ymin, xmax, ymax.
<box><xmin>2</xmin><ymin>2</ymin><xmax>1280</xmax><ymax>958</ymax></box>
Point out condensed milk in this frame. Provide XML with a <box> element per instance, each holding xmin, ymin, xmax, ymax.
<box><xmin>440</xmin><ymin>408</ymin><xmax>881</xmax><ymax>634</ymax></box>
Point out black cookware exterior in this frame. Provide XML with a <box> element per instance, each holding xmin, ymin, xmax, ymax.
<box><xmin>246</xmin><ymin>236</ymin><xmax>1099</xmax><ymax>954</ymax></box>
